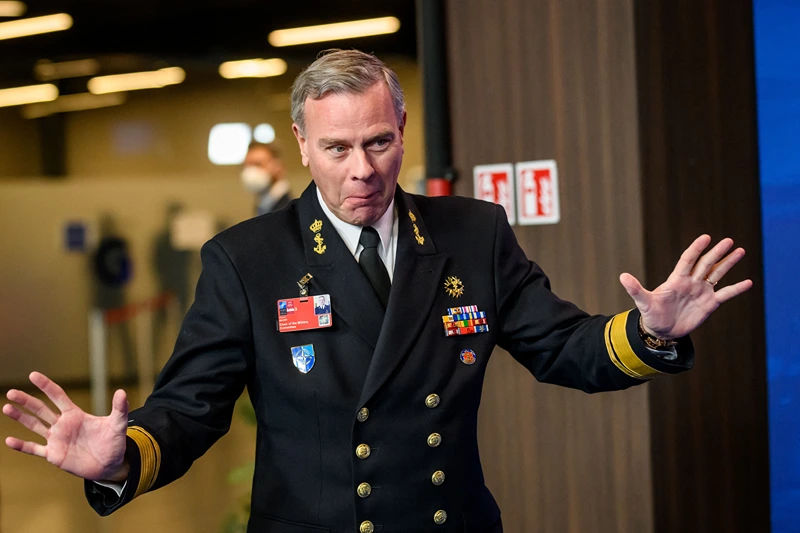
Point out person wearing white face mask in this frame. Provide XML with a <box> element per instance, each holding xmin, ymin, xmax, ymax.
<box><xmin>240</xmin><ymin>141</ymin><xmax>292</xmax><ymax>216</ymax></box>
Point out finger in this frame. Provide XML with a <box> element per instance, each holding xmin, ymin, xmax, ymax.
<box><xmin>715</xmin><ymin>279</ymin><xmax>753</xmax><ymax>303</ymax></box>
<box><xmin>619</xmin><ymin>273</ymin><xmax>651</xmax><ymax>311</ymax></box>
<box><xmin>6</xmin><ymin>389</ymin><xmax>58</xmax><ymax>425</ymax></box>
<box><xmin>706</xmin><ymin>247</ymin><xmax>746</xmax><ymax>283</ymax></box>
<box><xmin>29</xmin><ymin>372</ymin><xmax>75</xmax><ymax>413</ymax></box>
<box><xmin>5</xmin><ymin>436</ymin><xmax>46</xmax><ymax>458</ymax></box>
<box><xmin>2</xmin><ymin>403</ymin><xmax>50</xmax><ymax>438</ymax></box>
<box><xmin>110</xmin><ymin>389</ymin><xmax>129</xmax><ymax>424</ymax></box>
<box><xmin>673</xmin><ymin>235</ymin><xmax>712</xmax><ymax>276</ymax></box>
<box><xmin>691</xmin><ymin>238</ymin><xmax>734</xmax><ymax>280</ymax></box>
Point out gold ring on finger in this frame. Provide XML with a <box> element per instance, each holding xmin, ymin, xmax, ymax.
<box><xmin>704</xmin><ymin>277</ymin><xmax>718</xmax><ymax>287</ymax></box>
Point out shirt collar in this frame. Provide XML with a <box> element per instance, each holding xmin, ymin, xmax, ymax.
<box><xmin>315</xmin><ymin>186</ymin><xmax>395</xmax><ymax>256</ymax></box>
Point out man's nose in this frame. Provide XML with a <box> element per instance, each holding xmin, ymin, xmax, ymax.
<box><xmin>350</xmin><ymin>149</ymin><xmax>375</xmax><ymax>180</ymax></box>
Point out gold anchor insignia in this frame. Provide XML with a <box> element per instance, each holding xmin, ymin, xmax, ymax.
<box><xmin>444</xmin><ymin>276</ymin><xmax>465</xmax><ymax>298</ymax></box>
<box><xmin>313</xmin><ymin>233</ymin><xmax>327</xmax><ymax>255</ymax></box>
<box><xmin>309</xmin><ymin>219</ymin><xmax>323</xmax><ymax>233</ymax></box>
<box><xmin>408</xmin><ymin>210</ymin><xmax>424</xmax><ymax>245</ymax></box>
<box><xmin>414</xmin><ymin>226</ymin><xmax>425</xmax><ymax>246</ymax></box>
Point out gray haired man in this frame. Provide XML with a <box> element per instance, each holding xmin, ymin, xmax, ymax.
<box><xmin>4</xmin><ymin>49</ymin><xmax>751</xmax><ymax>533</ymax></box>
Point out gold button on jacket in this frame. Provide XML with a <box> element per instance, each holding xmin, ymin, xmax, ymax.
<box><xmin>425</xmin><ymin>393</ymin><xmax>440</xmax><ymax>408</ymax></box>
<box><xmin>356</xmin><ymin>444</ymin><xmax>371</xmax><ymax>459</ymax></box>
<box><xmin>427</xmin><ymin>433</ymin><xmax>442</xmax><ymax>447</ymax></box>
<box><xmin>357</xmin><ymin>482</ymin><xmax>372</xmax><ymax>498</ymax></box>
<box><xmin>431</xmin><ymin>470</ymin><xmax>445</xmax><ymax>485</ymax></box>
<box><xmin>357</xmin><ymin>407</ymin><xmax>369</xmax><ymax>422</ymax></box>
<box><xmin>360</xmin><ymin>520</ymin><xmax>375</xmax><ymax>533</ymax></box>
<box><xmin>434</xmin><ymin>510</ymin><xmax>448</xmax><ymax>525</ymax></box>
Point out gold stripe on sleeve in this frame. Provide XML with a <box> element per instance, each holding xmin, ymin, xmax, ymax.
<box><xmin>127</xmin><ymin>426</ymin><xmax>162</xmax><ymax>498</ymax></box>
<box><xmin>604</xmin><ymin>317</ymin><xmax>644</xmax><ymax>379</ymax></box>
<box><xmin>607</xmin><ymin>310</ymin><xmax>662</xmax><ymax>379</ymax></box>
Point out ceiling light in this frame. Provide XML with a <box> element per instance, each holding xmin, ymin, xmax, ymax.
<box><xmin>0</xmin><ymin>83</ymin><xmax>57</xmax><ymax>108</ymax></box>
<box><xmin>88</xmin><ymin>67</ymin><xmax>185</xmax><ymax>95</ymax></box>
<box><xmin>208</xmin><ymin>123</ymin><xmax>252</xmax><ymax>165</ymax></box>
<box><xmin>0</xmin><ymin>13</ymin><xmax>72</xmax><ymax>41</ymax></box>
<box><xmin>0</xmin><ymin>1</ymin><xmax>26</xmax><ymax>17</ymax></box>
<box><xmin>21</xmin><ymin>92</ymin><xmax>126</xmax><ymax>119</ymax></box>
<box><xmin>268</xmin><ymin>16</ymin><xmax>400</xmax><ymax>47</ymax></box>
<box><xmin>253</xmin><ymin>124</ymin><xmax>276</xmax><ymax>144</ymax></box>
<box><xmin>35</xmin><ymin>58</ymin><xmax>100</xmax><ymax>81</ymax></box>
<box><xmin>219</xmin><ymin>58</ymin><xmax>287</xmax><ymax>79</ymax></box>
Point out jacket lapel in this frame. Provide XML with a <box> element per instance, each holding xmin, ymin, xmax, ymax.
<box><xmin>298</xmin><ymin>184</ymin><xmax>384</xmax><ymax>349</ymax></box>
<box><xmin>357</xmin><ymin>189</ymin><xmax>447</xmax><ymax>407</ymax></box>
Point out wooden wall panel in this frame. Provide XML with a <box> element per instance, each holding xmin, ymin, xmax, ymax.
<box><xmin>446</xmin><ymin>1</ymin><xmax>653</xmax><ymax>531</ymax></box>
<box><xmin>634</xmin><ymin>1</ymin><xmax>770</xmax><ymax>532</ymax></box>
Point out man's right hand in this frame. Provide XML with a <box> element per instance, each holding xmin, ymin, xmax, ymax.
<box><xmin>3</xmin><ymin>371</ymin><xmax>130</xmax><ymax>482</ymax></box>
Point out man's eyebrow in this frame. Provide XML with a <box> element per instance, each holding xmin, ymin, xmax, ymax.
<box><xmin>318</xmin><ymin>131</ymin><xmax>395</xmax><ymax>147</ymax></box>
<box><xmin>365</xmin><ymin>131</ymin><xmax>395</xmax><ymax>144</ymax></box>
<box><xmin>318</xmin><ymin>137</ymin><xmax>346</xmax><ymax>147</ymax></box>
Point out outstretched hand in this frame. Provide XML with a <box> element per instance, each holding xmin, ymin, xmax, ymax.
<box><xmin>619</xmin><ymin>235</ymin><xmax>753</xmax><ymax>340</ymax></box>
<box><xmin>3</xmin><ymin>372</ymin><xmax>130</xmax><ymax>482</ymax></box>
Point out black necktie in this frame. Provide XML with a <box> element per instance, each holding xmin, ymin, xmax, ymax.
<box><xmin>358</xmin><ymin>227</ymin><xmax>391</xmax><ymax>308</ymax></box>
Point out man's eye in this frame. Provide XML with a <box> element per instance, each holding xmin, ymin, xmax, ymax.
<box><xmin>373</xmin><ymin>139</ymin><xmax>390</xmax><ymax>149</ymax></box>
<box><xmin>330</xmin><ymin>146</ymin><xmax>346</xmax><ymax>154</ymax></box>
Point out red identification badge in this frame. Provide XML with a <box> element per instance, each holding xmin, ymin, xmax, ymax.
<box><xmin>277</xmin><ymin>294</ymin><xmax>332</xmax><ymax>333</ymax></box>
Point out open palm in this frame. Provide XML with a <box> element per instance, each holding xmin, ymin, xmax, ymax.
<box><xmin>619</xmin><ymin>235</ymin><xmax>753</xmax><ymax>340</ymax></box>
<box><xmin>3</xmin><ymin>372</ymin><xmax>130</xmax><ymax>482</ymax></box>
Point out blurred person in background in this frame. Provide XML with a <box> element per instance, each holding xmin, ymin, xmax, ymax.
<box><xmin>240</xmin><ymin>141</ymin><xmax>292</xmax><ymax>216</ymax></box>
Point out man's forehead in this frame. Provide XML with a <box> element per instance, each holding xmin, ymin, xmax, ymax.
<box><xmin>247</xmin><ymin>146</ymin><xmax>274</xmax><ymax>159</ymax></box>
<box><xmin>303</xmin><ymin>83</ymin><xmax>396</xmax><ymax>133</ymax></box>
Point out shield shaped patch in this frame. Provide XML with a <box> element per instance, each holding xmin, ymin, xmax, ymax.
<box><xmin>291</xmin><ymin>344</ymin><xmax>315</xmax><ymax>374</ymax></box>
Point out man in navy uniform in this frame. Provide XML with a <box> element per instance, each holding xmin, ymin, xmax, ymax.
<box><xmin>3</xmin><ymin>50</ymin><xmax>752</xmax><ymax>533</ymax></box>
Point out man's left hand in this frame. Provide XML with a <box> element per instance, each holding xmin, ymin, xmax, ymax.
<box><xmin>618</xmin><ymin>235</ymin><xmax>753</xmax><ymax>340</ymax></box>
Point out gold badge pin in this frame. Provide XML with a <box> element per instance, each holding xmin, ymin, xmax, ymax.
<box><xmin>313</xmin><ymin>233</ymin><xmax>326</xmax><ymax>255</ymax></box>
<box><xmin>409</xmin><ymin>210</ymin><xmax>424</xmax><ymax>245</ymax></box>
<box><xmin>309</xmin><ymin>219</ymin><xmax>326</xmax><ymax>254</ymax></box>
<box><xmin>444</xmin><ymin>276</ymin><xmax>465</xmax><ymax>298</ymax></box>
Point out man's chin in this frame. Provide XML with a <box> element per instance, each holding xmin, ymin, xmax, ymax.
<box><xmin>339</xmin><ymin>197</ymin><xmax>392</xmax><ymax>226</ymax></box>
<box><xmin>342</xmin><ymin>206</ymin><xmax>385</xmax><ymax>226</ymax></box>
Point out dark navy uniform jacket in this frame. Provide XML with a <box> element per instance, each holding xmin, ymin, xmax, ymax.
<box><xmin>86</xmin><ymin>183</ymin><xmax>693</xmax><ymax>532</ymax></box>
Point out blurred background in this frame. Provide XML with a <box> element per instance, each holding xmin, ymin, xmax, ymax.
<box><xmin>0</xmin><ymin>1</ymin><xmax>795</xmax><ymax>532</ymax></box>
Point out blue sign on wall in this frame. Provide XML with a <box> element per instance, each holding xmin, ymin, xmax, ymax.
<box><xmin>64</xmin><ymin>221</ymin><xmax>88</xmax><ymax>253</ymax></box>
<box><xmin>753</xmin><ymin>1</ymin><xmax>800</xmax><ymax>531</ymax></box>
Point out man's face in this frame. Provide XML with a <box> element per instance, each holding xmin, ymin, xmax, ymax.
<box><xmin>244</xmin><ymin>146</ymin><xmax>279</xmax><ymax>175</ymax></box>
<box><xmin>292</xmin><ymin>81</ymin><xmax>406</xmax><ymax>226</ymax></box>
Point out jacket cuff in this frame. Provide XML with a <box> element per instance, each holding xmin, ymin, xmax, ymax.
<box><xmin>603</xmin><ymin>309</ymin><xmax>694</xmax><ymax>379</ymax></box>
<box><xmin>84</xmin><ymin>434</ymin><xmax>142</xmax><ymax>516</ymax></box>
<box><xmin>84</xmin><ymin>425</ymin><xmax>162</xmax><ymax>516</ymax></box>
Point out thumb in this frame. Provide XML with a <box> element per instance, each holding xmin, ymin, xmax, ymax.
<box><xmin>109</xmin><ymin>389</ymin><xmax>129</xmax><ymax>425</ymax></box>
<box><xmin>619</xmin><ymin>273</ymin><xmax>650</xmax><ymax>311</ymax></box>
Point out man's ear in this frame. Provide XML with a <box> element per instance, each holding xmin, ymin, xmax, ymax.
<box><xmin>399</xmin><ymin>111</ymin><xmax>407</xmax><ymax>142</ymax></box>
<box><xmin>292</xmin><ymin>123</ymin><xmax>310</xmax><ymax>167</ymax></box>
